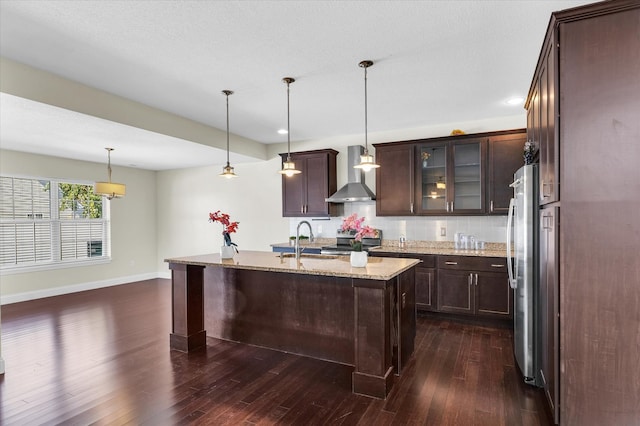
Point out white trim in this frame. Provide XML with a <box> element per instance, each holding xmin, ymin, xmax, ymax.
<box><xmin>0</xmin><ymin>272</ymin><xmax>169</xmax><ymax>305</ymax></box>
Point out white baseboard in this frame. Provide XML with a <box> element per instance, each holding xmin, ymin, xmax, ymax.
<box><xmin>1</xmin><ymin>272</ymin><xmax>171</xmax><ymax>305</ymax></box>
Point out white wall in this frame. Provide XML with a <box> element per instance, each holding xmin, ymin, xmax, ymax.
<box><xmin>156</xmin><ymin>157</ymin><xmax>290</xmax><ymax>274</ymax></box>
<box><xmin>1</xmin><ymin>113</ymin><xmax>525</xmax><ymax>300</ymax></box>
<box><xmin>0</xmin><ymin>149</ymin><xmax>158</xmax><ymax>302</ymax></box>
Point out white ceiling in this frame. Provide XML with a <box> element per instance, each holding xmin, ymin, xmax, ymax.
<box><xmin>0</xmin><ymin>0</ymin><xmax>595</xmax><ymax>170</ymax></box>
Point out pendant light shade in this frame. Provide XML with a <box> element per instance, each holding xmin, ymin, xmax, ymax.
<box><xmin>94</xmin><ymin>148</ymin><xmax>126</xmax><ymax>200</ymax></box>
<box><xmin>354</xmin><ymin>60</ymin><xmax>380</xmax><ymax>172</ymax></box>
<box><xmin>278</xmin><ymin>77</ymin><xmax>301</xmax><ymax>177</ymax></box>
<box><xmin>220</xmin><ymin>90</ymin><xmax>238</xmax><ymax>179</ymax></box>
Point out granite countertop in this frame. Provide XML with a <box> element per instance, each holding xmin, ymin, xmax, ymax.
<box><xmin>165</xmin><ymin>250</ymin><xmax>420</xmax><ymax>281</ymax></box>
<box><xmin>370</xmin><ymin>240</ymin><xmax>508</xmax><ymax>258</ymax></box>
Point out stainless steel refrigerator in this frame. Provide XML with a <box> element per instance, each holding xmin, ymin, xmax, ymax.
<box><xmin>507</xmin><ymin>164</ymin><xmax>540</xmax><ymax>386</ymax></box>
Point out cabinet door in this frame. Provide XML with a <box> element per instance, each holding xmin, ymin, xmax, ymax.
<box><xmin>415</xmin><ymin>267</ymin><xmax>436</xmax><ymax>311</ymax></box>
<box><xmin>475</xmin><ymin>270</ymin><xmax>512</xmax><ymax>319</ymax></box>
<box><xmin>376</xmin><ymin>144</ymin><xmax>415</xmax><ymax>215</ymax></box>
<box><xmin>281</xmin><ymin>158</ymin><xmax>306</xmax><ymax>216</ymax></box>
<box><xmin>304</xmin><ymin>154</ymin><xmax>330</xmax><ymax>216</ymax></box>
<box><xmin>539</xmin><ymin>41</ymin><xmax>558</xmax><ymax>205</ymax></box>
<box><xmin>396</xmin><ymin>268</ymin><xmax>416</xmax><ymax>373</ymax></box>
<box><xmin>281</xmin><ymin>150</ymin><xmax>338</xmax><ymax>217</ymax></box>
<box><xmin>451</xmin><ymin>140</ymin><xmax>486</xmax><ymax>214</ymax></box>
<box><xmin>487</xmin><ymin>133</ymin><xmax>526</xmax><ymax>214</ymax></box>
<box><xmin>539</xmin><ymin>207</ymin><xmax>559</xmax><ymax>423</ymax></box>
<box><xmin>437</xmin><ymin>270</ymin><xmax>473</xmax><ymax>315</ymax></box>
<box><xmin>416</xmin><ymin>143</ymin><xmax>448</xmax><ymax>214</ymax></box>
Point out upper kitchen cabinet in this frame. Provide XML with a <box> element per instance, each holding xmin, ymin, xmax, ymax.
<box><xmin>375</xmin><ymin>129</ymin><xmax>524</xmax><ymax>216</ymax></box>
<box><xmin>375</xmin><ymin>143</ymin><xmax>415</xmax><ymax>215</ymax></box>
<box><xmin>487</xmin><ymin>130</ymin><xmax>526</xmax><ymax>214</ymax></box>
<box><xmin>280</xmin><ymin>149</ymin><xmax>339</xmax><ymax>217</ymax></box>
<box><xmin>415</xmin><ymin>137</ymin><xmax>487</xmax><ymax>215</ymax></box>
<box><xmin>528</xmin><ymin>32</ymin><xmax>557</xmax><ymax>205</ymax></box>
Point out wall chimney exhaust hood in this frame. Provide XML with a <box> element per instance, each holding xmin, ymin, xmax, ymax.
<box><xmin>325</xmin><ymin>145</ymin><xmax>376</xmax><ymax>203</ymax></box>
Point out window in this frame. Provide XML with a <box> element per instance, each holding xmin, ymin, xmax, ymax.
<box><xmin>0</xmin><ymin>175</ymin><xmax>110</xmax><ymax>273</ymax></box>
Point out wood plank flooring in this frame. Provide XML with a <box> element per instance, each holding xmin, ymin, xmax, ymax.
<box><xmin>0</xmin><ymin>279</ymin><xmax>549</xmax><ymax>425</ymax></box>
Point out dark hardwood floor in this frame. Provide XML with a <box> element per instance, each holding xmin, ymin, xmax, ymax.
<box><xmin>1</xmin><ymin>279</ymin><xmax>549</xmax><ymax>425</ymax></box>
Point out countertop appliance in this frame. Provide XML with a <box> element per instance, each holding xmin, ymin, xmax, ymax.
<box><xmin>507</xmin><ymin>164</ymin><xmax>540</xmax><ymax>386</ymax></box>
<box><xmin>321</xmin><ymin>229</ymin><xmax>382</xmax><ymax>255</ymax></box>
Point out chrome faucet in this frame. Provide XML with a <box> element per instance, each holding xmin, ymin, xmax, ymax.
<box><xmin>295</xmin><ymin>220</ymin><xmax>315</xmax><ymax>261</ymax></box>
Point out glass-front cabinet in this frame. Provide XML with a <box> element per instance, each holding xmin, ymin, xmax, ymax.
<box><xmin>418</xmin><ymin>144</ymin><xmax>448</xmax><ymax>213</ymax></box>
<box><xmin>416</xmin><ymin>139</ymin><xmax>486</xmax><ymax>215</ymax></box>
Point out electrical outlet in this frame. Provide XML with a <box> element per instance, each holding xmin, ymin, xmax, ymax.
<box><xmin>440</xmin><ymin>227</ymin><xmax>447</xmax><ymax>237</ymax></box>
<box><xmin>317</xmin><ymin>225</ymin><xmax>322</xmax><ymax>234</ymax></box>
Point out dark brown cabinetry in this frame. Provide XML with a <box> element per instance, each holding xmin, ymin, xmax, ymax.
<box><xmin>370</xmin><ymin>252</ymin><xmax>509</xmax><ymax>319</ymax></box>
<box><xmin>370</xmin><ymin>251</ymin><xmax>436</xmax><ymax>312</ymax></box>
<box><xmin>280</xmin><ymin>149</ymin><xmax>338</xmax><ymax>217</ymax></box>
<box><xmin>416</xmin><ymin>139</ymin><xmax>487</xmax><ymax>215</ymax></box>
<box><xmin>374</xmin><ymin>128</ymin><xmax>524</xmax><ymax>216</ymax></box>
<box><xmin>487</xmin><ymin>132</ymin><xmax>526</xmax><ymax>214</ymax></box>
<box><xmin>527</xmin><ymin>3</ymin><xmax>640</xmax><ymax>424</ymax></box>
<box><xmin>437</xmin><ymin>255</ymin><xmax>512</xmax><ymax>320</ymax></box>
<box><xmin>375</xmin><ymin>144</ymin><xmax>415</xmax><ymax>215</ymax></box>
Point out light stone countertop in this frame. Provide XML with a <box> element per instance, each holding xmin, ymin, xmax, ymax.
<box><xmin>165</xmin><ymin>250</ymin><xmax>420</xmax><ymax>281</ymax></box>
<box><xmin>270</xmin><ymin>239</ymin><xmax>508</xmax><ymax>258</ymax></box>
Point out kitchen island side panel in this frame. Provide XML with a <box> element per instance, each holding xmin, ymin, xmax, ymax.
<box><xmin>203</xmin><ymin>266</ymin><xmax>356</xmax><ymax>365</ymax></box>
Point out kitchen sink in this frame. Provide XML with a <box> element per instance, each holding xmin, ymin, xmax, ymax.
<box><xmin>278</xmin><ymin>253</ymin><xmax>340</xmax><ymax>260</ymax></box>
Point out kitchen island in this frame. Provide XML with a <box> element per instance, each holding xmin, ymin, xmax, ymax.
<box><xmin>165</xmin><ymin>250</ymin><xmax>420</xmax><ymax>399</ymax></box>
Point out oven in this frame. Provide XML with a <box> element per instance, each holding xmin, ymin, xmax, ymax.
<box><xmin>320</xmin><ymin>229</ymin><xmax>382</xmax><ymax>255</ymax></box>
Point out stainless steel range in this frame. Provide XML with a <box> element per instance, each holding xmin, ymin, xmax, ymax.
<box><xmin>321</xmin><ymin>229</ymin><xmax>382</xmax><ymax>255</ymax></box>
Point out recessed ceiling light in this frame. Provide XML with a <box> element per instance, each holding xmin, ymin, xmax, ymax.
<box><xmin>277</xmin><ymin>129</ymin><xmax>288</xmax><ymax>135</ymax></box>
<box><xmin>505</xmin><ymin>96</ymin><xmax>524</xmax><ymax>106</ymax></box>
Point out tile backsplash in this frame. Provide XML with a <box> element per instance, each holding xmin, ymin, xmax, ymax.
<box><xmin>288</xmin><ymin>201</ymin><xmax>507</xmax><ymax>244</ymax></box>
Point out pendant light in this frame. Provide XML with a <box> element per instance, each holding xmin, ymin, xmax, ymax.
<box><xmin>278</xmin><ymin>77</ymin><xmax>301</xmax><ymax>177</ymax></box>
<box><xmin>219</xmin><ymin>90</ymin><xmax>238</xmax><ymax>178</ymax></box>
<box><xmin>94</xmin><ymin>148</ymin><xmax>126</xmax><ymax>200</ymax></box>
<box><xmin>354</xmin><ymin>60</ymin><xmax>380</xmax><ymax>172</ymax></box>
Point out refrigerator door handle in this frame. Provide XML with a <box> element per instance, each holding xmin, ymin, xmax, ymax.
<box><xmin>506</xmin><ymin>197</ymin><xmax>517</xmax><ymax>289</ymax></box>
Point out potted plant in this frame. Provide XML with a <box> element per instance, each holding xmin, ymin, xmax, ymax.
<box><xmin>209</xmin><ymin>210</ymin><xmax>239</xmax><ymax>259</ymax></box>
<box><xmin>341</xmin><ymin>213</ymin><xmax>376</xmax><ymax>267</ymax></box>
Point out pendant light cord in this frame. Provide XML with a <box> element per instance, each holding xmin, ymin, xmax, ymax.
<box><xmin>286</xmin><ymin>79</ymin><xmax>292</xmax><ymax>161</ymax></box>
<box><xmin>106</xmin><ymin>148</ymin><xmax>113</xmax><ymax>183</ymax></box>
<box><xmin>223</xmin><ymin>90</ymin><xmax>233</xmax><ymax>167</ymax></box>
<box><xmin>364</xmin><ymin>64</ymin><xmax>368</xmax><ymax>154</ymax></box>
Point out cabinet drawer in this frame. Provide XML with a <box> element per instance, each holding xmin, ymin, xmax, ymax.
<box><xmin>370</xmin><ymin>252</ymin><xmax>436</xmax><ymax>268</ymax></box>
<box><xmin>398</xmin><ymin>253</ymin><xmax>435</xmax><ymax>268</ymax></box>
<box><xmin>437</xmin><ymin>255</ymin><xmax>507</xmax><ymax>272</ymax></box>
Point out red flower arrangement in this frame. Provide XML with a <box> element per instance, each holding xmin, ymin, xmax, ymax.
<box><xmin>341</xmin><ymin>213</ymin><xmax>376</xmax><ymax>251</ymax></box>
<box><xmin>209</xmin><ymin>210</ymin><xmax>239</xmax><ymax>249</ymax></box>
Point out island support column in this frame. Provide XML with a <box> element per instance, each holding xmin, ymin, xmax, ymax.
<box><xmin>352</xmin><ymin>278</ymin><xmax>395</xmax><ymax>399</ymax></box>
<box><xmin>169</xmin><ymin>263</ymin><xmax>206</xmax><ymax>352</ymax></box>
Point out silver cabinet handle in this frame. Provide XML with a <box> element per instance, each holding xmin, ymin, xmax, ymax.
<box><xmin>410</xmin><ymin>202</ymin><xmax>414</xmax><ymax>214</ymax></box>
<box><xmin>301</xmin><ymin>205</ymin><xmax>304</xmax><ymax>214</ymax></box>
<box><xmin>475</xmin><ymin>273</ymin><xmax>478</xmax><ymax>286</ymax></box>
<box><xmin>490</xmin><ymin>200</ymin><xmax>494</xmax><ymax>213</ymax></box>
<box><xmin>402</xmin><ymin>292</ymin><xmax>407</xmax><ymax>309</ymax></box>
<box><xmin>468</xmin><ymin>274</ymin><xmax>472</xmax><ymax>286</ymax></box>
<box><xmin>445</xmin><ymin>261</ymin><xmax>458</xmax><ymax>265</ymax></box>
<box><xmin>450</xmin><ymin>201</ymin><xmax>454</xmax><ymax>212</ymax></box>
<box><xmin>445</xmin><ymin>201</ymin><xmax>449</xmax><ymax>212</ymax></box>
<box><xmin>491</xmin><ymin>264</ymin><xmax>505</xmax><ymax>268</ymax></box>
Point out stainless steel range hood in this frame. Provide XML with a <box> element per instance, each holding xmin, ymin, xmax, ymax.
<box><xmin>325</xmin><ymin>145</ymin><xmax>376</xmax><ymax>202</ymax></box>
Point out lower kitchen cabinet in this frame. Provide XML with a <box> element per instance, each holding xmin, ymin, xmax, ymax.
<box><xmin>415</xmin><ymin>266</ymin><xmax>436</xmax><ymax>311</ymax></box>
<box><xmin>437</xmin><ymin>255</ymin><xmax>512</xmax><ymax>320</ymax></box>
<box><xmin>370</xmin><ymin>252</ymin><xmax>436</xmax><ymax>312</ymax></box>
